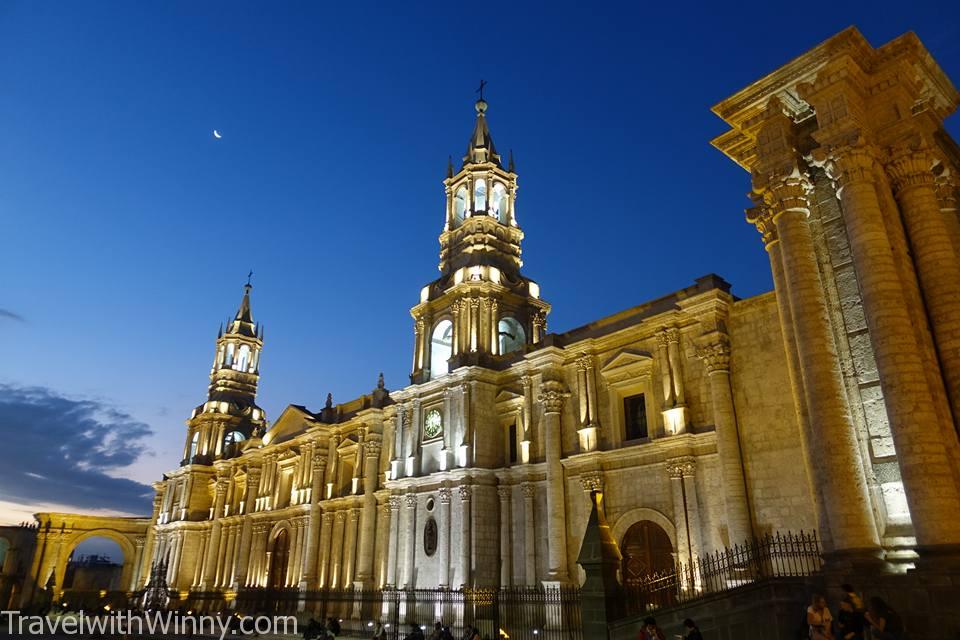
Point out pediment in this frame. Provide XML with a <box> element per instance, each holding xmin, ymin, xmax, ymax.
<box><xmin>495</xmin><ymin>388</ymin><xmax>523</xmax><ymax>405</ymax></box>
<box><xmin>600</xmin><ymin>349</ymin><xmax>653</xmax><ymax>374</ymax></box>
<box><xmin>336</xmin><ymin>433</ymin><xmax>360</xmax><ymax>450</ymax></box>
<box><xmin>264</xmin><ymin>404</ymin><xmax>317</xmax><ymax>445</ymax></box>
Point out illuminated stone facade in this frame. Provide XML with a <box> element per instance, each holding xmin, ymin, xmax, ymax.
<box><xmin>19</xmin><ymin>27</ymin><xmax>960</xmax><ymax>605</ymax></box>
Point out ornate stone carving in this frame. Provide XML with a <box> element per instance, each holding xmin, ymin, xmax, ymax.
<box><xmin>575</xmin><ymin>355</ymin><xmax>591</xmax><ymax>371</ymax></box>
<box><xmin>438</xmin><ymin>487</ymin><xmax>452</xmax><ymax>504</ymax></box>
<box><xmin>696</xmin><ymin>336</ymin><xmax>732</xmax><ymax>374</ymax></box>
<box><xmin>335</xmin><ymin>511</ymin><xmax>347</xmax><ymax>522</ymax></box>
<box><xmin>655</xmin><ymin>330</ymin><xmax>670</xmax><ymax>349</ymax></box>
<box><xmin>665</xmin><ymin>327</ymin><xmax>681</xmax><ymax>344</ymax></box>
<box><xmin>389</xmin><ymin>496</ymin><xmax>402</xmax><ymax>510</ymax></box>
<box><xmin>666</xmin><ymin>456</ymin><xmax>696</xmax><ymax>479</ymax></box>
<box><xmin>405</xmin><ymin>493</ymin><xmax>418</xmax><ymax>509</ymax></box>
<box><xmin>311</xmin><ymin>454</ymin><xmax>327</xmax><ymax>471</ymax></box>
<box><xmin>458</xmin><ymin>485</ymin><xmax>472</xmax><ymax>501</ymax></box>
<box><xmin>825</xmin><ymin>145</ymin><xmax>879</xmax><ymax>190</ymax></box>
<box><xmin>520</xmin><ymin>483</ymin><xmax>536</xmax><ymax>499</ymax></box>
<box><xmin>364</xmin><ymin>440</ymin><xmax>382</xmax><ymax>458</ymax></box>
<box><xmin>746</xmin><ymin>200</ymin><xmax>778</xmax><ymax>247</ymax></box>
<box><xmin>766</xmin><ymin>171</ymin><xmax>813</xmax><ymax>216</ymax></box>
<box><xmin>886</xmin><ymin>146</ymin><xmax>936</xmax><ymax>194</ymax></box>
<box><xmin>538</xmin><ymin>380</ymin><xmax>569</xmax><ymax>413</ymax></box>
<box><xmin>579</xmin><ymin>471</ymin><xmax>604</xmax><ymax>493</ymax></box>
<box><xmin>497</xmin><ymin>485</ymin><xmax>512</xmax><ymax>500</ymax></box>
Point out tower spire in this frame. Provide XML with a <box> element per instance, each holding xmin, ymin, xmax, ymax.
<box><xmin>464</xmin><ymin>85</ymin><xmax>501</xmax><ymax>167</ymax></box>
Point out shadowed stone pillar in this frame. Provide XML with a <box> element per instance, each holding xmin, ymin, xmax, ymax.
<box><xmin>497</xmin><ymin>486</ymin><xmax>512</xmax><ymax>587</ymax></box>
<box><xmin>202</xmin><ymin>474</ymin><xmax>229</xmax><ymax>589</ymax></box>
<box><xmin>887</xmin><ymin>148</ymin><xmax>960</xmax><ymax>431</ymax></box>
<box><xmin>317</xmin><ymin>512</ymin><xmax>334</xmax><ymax>588</ymax></box>
<box><xmin>763</xmin><ymin>172</ymin><xmax>881</xmax><ymax>559</ymax></box>
<box><xmin>402</xmin><ymin>493</ymin><xmax>417</xmax><ymax>588</ymax></box>
<box><xmin>828</xmin><ymin>146</ymin><xmax>960</xmax><ymax>550</ymax></box>
<box><xmin>696</xmin><ymin>334</ymin><xmax>752</xmax><ymax>545</ymax></box>
<box><xmin>385</xmin><ymin>496</ymin><xmax>401</xmax><ymax>588</ymax></box>
<box><xmin>522</xmin><ymin>482</ymin><xmax>536</xmax><ymax>585</ymax></box>
<box><xmin>438</xmin><ymin>487</ymin><xmax>452</xmax><ymax>588</ymax></box>
<box><xmin>344</xmin><ymin>509</ymin><xmax>359</xmax><ymax>586</ymax></box>
<box><xmin>356</xmin><ymin>439</ymin><xmax>381</xmax><ymax>584</ymax></box>
<box><xmin>747</xmin><ymin>204</ymin><xmax>834</xmax><ymax>551</ymax></box>
<box><xmin>234</xmin><ymin>464</ymin><xmax>261</xmax><ymax>588</ymax></box>
<box><xmin>577</xmin><ymin>491</ymin><xmax>623</xmax><ymax>639</ymax></box>
<box><xmin>139</xmin><ymin>487</ymin><xmax>165</xmax><ymax>588</ymax></box>
<box><xmin>330</xmin><ymin>511</ymin><xmax>345</xmax><ymax>588</ymax></box>
<box><xmin>539</xmin><ymin>380</ymin><xmax>570</xmax><ymax>582</ymax></box>
<box><xmin>458</xmin><ymin>485</ymin><xmax>472</xmax><ymax>587</ymax></box>
<box><xmin>667</xmin><ymin>457</ymin><xmax>702</xmax><ymax>585</ymax></box>
<box><xmin>300</xmin><ymin>453</ymin><xmax>326</xmax><ymax>589</ymax></box>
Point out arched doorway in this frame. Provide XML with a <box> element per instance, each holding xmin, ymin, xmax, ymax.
<box><xmin>268</xmin><ymin>529</ymin><xmax>290</xmax><ymax>589</ymax></box>
<box><xmin>621</xmin><ymin>520</ymin><xmax>675</xmax><ymax>610</ymax></box>
<box><xmin>60</xmin><ymin>536</ymin><xmax>128</xmax><ymax>610</ymax></box>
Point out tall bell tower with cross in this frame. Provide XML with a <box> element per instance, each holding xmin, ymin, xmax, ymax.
<box><xmin>409</xmin><ymin>86</ymin><xmax>550</xmax><ymax>383</ymax></box>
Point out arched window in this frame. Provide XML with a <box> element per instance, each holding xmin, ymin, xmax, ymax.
<box><xmin>224</xmin><ymin>343</ymin><xmax>235</xmax><ymax>367</ymax></box>
<box><xmin>189</xmin><ymin>431</ymin><xmax>200</xmax><ymax>459</ymax></box>
<box><xmin>498</xmin><ymin>317</ymin><xmax>526</xmax><ymax>354</ymax></box>
<box><xmin>225</xmin><ymin>431</ymin><xmax>245</xmax><ymax>446</ymax></box>
<box><xmin>491</xmin><ymin>182</ymin><xmax>507</xmax><ymax>221</ymax></box>
<box><xmin>474</xmin><ymin>179</ymin><xmax>487</xmax><ymax>212</ymax></box>
<box><xmin>454</xmin><ymin>186</ymin><xmax>467</xmax><ymax>224</ymax></box>
<box><xmin>430</xmin><ymin>320</ymin><xmax>454</xmax><ymax>379</ymax></box>
<box><xmin>234</xmin><ymin>345</ymin><xmax>251</xmax><ymax>372</ymax></box>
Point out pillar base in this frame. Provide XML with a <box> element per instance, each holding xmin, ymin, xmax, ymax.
<box><xmin>912</xmin><ymin>543</ymin><xmax>960</xmax><ymax>572</ymax></box>
<box><xmin>821</xmin><ymin>547</ymin><xmax>888</xmax><ymax>575</ymax></box>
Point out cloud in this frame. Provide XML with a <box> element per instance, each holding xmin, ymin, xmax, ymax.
<box><xmin>0</xmin><ymin>384</ymin><xmax>155</xmax><ymax>519</ymax></box>
<box><xmin>0</xmin><ymin>309</ymin><xmax>25</xmax><ymax>323</ymax></box>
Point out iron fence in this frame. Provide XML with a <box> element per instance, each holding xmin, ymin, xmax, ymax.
<box><xmin>623</xmin><ymin>530</ymin><xmax>822</xmax><ymax>616</ymax></box>
<box><xmin>182</xmin><ymin>586</ymin><xmax>582</xmax><ymax>640</ymax></box>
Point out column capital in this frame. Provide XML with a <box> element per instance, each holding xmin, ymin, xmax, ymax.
<box><xmin>520</xmin><ymin>482</ymin><xmax>536</xmax><ymax>499</ymax></box>
<box><xmin>935</xmin><ymin>167</ymin><xmax>958</xmax><ymax>212</ymax></box>
<box><xmin>404</xmin><ymin>493</ymin><xmax>418</xmax><ymax>509</ymax></box>
<box><xmin>496</xmin><ymin>485</ymin><xmax>512</xmax><ymax>500</ymax></box>
<box><xmin>322</xmin><ymin>511</ymin><xmax>335</xmax><ymax>524</ymax></box>
<box><xmin>311</xmin><ymin>453</ymin><xmax>328</xmax><ymax>471</ymax></box>
<box><xmin>538</xmin><ymin>381</ymin><xmax>569</xmax><ymax>414</ymax></box>
<box><xmin>578</xmin><ymin>470</ymin><xmax>604</xmax><ymax>493</ymax></box>
<box><xmin>823</xmin><ymin>144</ymin><xmax>880</xmax><ymax>190</ymax></box>
<box><xmin>335</xmin><ymin>510</ymin><xmax>347</xmax><ymax>523</ymax></box>
<box><xmin>363</xmin><ymin>439</ymin><xmax>382</xmax><ymax>458</ymax></box>
<box><xmin>746</xmin><ymin>201</ymin><xmax>778</xmax><ymax>249</ymax></box>
<box><xmin>666</xmin><ymin>456</ymin><xmax>696</xmax><ymax>479</ymax></box>
<box><xmin>389</xmin><ymin>495</ymin><xmax>402</xmax><ymax>511</ymax></box>
<box><xmin>764</xmin><ymin>171</ymin><xmax>814</xmax><ymax>219</ymax></box>
<box><xmin>575</xmin><ymin>355</ymin><xmax>592</xmax><ymax>371</ymax></box>
<box><xmin>886</xmin><ymin>146</ymin><xmax>937</xmax><ymax>194</ymax></box>
<box><xmin>438</xmin><ymin>487</ymin><xmax>453</xmax><ymax>504</ymax></box>
<box><xmin>695</xmin><ymin>333</ymin><xmax>732</xmax><ymax>374</ymax></box>
<box><xmin>349</xmin><ymin>508</ymin><xmax>360</xmax><ymax>522</ymax></box>
<box><xmin>458</xmin><ymin>485</ymin><xmax>473</xmax><ymax>501</ymax></box>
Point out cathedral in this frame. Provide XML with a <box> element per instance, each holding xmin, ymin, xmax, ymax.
<box><xmin>15</xmin><ymin>25</ymin><xmax>960</xmax><ymax>638</ymax></box>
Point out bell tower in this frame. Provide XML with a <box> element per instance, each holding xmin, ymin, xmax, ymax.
<box><xmin>181</xmin><ymin>281</ymin><xmax>267</xmax><ymax>465</ymax></box>
<box><xmin>410</xmin><ymin>95</ymin><xmax>550</xmax><ymax>383</ymax></box>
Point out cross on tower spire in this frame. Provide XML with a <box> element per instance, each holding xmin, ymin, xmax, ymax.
<box><xmin>476</xmin><ymin>79</ymin><xmax>487</xmax><ymax>102</ymax></box>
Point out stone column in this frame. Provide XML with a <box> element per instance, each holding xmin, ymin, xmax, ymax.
<box><xmin>458</xmin><ymin>485</ymin><xmax>472</xmax><ymax>587</ymax></box>
<box><xmin>202</xmin><ymin>475</ymin><xmax>228</xmax><ymax>589</ymax></box>
<box><xmin>764</xmin><ymin>172</ymin><xmax>881</xmax><ymax>557</ymax></box>
<box><xmin>887</xmin><ymin>148</ymin><xmax>960</xmax><ymax>431</ymax></box>
<box><xmin>747</xmin><ymin>204</ymin><xmax>833</xmax><ymax>550</ymax></box>
<box><xmin>451</xmin><ymin>301</ymin><xmax>461</xmax><ymax>356</ymax></box>
<box><xmin>317</xmin><ymin>512</ymin><xmax>334</xmax><ymax>588</ymax></box>
<box><xmin>438</xmin><ymin>487</ymin><xmax>452</xmax><ymax>588</ymax></box>
<box><xmin>656</xmin><ymin>331</ymin><xmax>675</xmax><ymax>407</ymax></box>
<box><xmin>497</xmin><ymin>486</ymin><xmax>512</xmax><ymax>587</ymax></box>
<box><xmin>344</xmin><ymin>508</ymin><xmax>360</xmax><ymax>585</ymax></box>
<box><xmin>402</xmin><ymin>493</ymin><xmax>418</xmax><ymax>588</ymax></box>
<box><xmin>828</xmin><ymin>147</ymin><xmax>960</xmax><ymax>549</ymax></box>
<box><xmin>356</xmin><ymin>440</ymin><xmax>381</xmax><ymax>584</ymax></box>
<box><xmin>300</xmin><ymin>454</ymin><xmax>326</xmax><ymax>589</ymax></box>
<box><xmin>139</xmin><ymin>488</ymin><xmax>165</xmax><ymax>588</ymax></box>
<box><xmin>666</xmin><ymin>328</ymin><xmax>686</xmax><ymax>405</ymax></box>
<box><xmin>521</xmin><ymin>482</ymin><xmax>536</xmax><ymax>585</ymax></box>
<box><xmin>520</xmin><ymin>375</ymin><xmax>533</xmax><ymax>462</ymax></box>
<box><xmin>538</xmin><ymin>381</ymin><xmax>570</xmax><ymax>581</ymax></box>
<box><xmin>695</xmin><ymin>334</ymin><xmax>752</xmax><ymax>545</ymax></box>
<box><xmin>234</xmin><ymin>465</ymin><xmax>261</xmax><ymax>588</ymax></box>
<box><xmin>385</xmin><ymin>496</ymin><xmax>401</xmax><ymax>588</ymax></box>
<box><xmin>412</xmin><ymin>317</ymin><xmax>423</xmax><ymax>373</ymax></box>
<box><xmin>667</xmin><ymin>458</ymin><xmax>695</xmax><ymax>576</ymax></box>
<box><xmin>330</xmin><ymin>511</ymin><xmax>346</xmax><ymax>588</ymax></box>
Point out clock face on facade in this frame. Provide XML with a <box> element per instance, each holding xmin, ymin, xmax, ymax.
<box><xmin>424</xmin><ymin>409</ymin><xmax>443</xmax><ymax>440</ymax></box>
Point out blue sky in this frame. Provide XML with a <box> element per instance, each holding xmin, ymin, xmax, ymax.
<box><xmin>1</xmin><ymin>1</ymin><xmax>959</xmax><ymax>524</ymax></box>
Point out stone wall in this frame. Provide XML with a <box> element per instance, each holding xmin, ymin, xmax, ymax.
<box><xmin>728</xmin><ymin>292</ymin><xmax>816</xmax><ymax>535</ymax></box>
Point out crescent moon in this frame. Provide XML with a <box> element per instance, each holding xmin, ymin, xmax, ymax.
<box><xmin>213</xmin><ymin>130</ymin><xmax>222</xmax><ymax>139</ymax></box>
